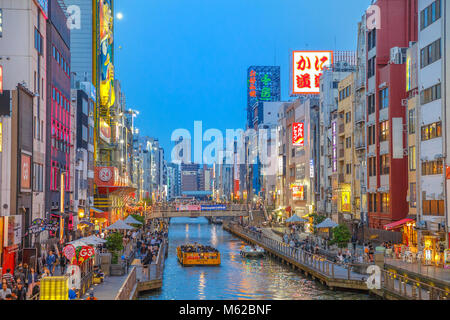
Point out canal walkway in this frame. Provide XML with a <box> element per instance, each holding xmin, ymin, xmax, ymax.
<box><xmin>223</xmin><ymin>222</ymin><xmax>369</xmax><ymax>292</ymax></box>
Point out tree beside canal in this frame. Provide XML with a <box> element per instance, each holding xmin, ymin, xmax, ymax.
<box><xmin>106</xmin><ymin>232</ymin><xmax>124</xmax><ymax>264</ymax></box>
<box><xmin>330</xmin><ymin>224</ymin><xmax>352</xmax><ymax>248</ymax></box>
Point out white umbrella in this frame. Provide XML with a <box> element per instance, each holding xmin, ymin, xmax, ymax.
<box><xmin>315</xmin><ymin>218</ymin><xmax>339</xmax><ymax>229</ymax></box>
<box><xmin>105</xmin><ymin>219</ymin><xmax>135</xmax><ymax>230</ymax></box>
<box><xmin>124</xmin><ymin>215</ymin><xmax>143</xmax><ymax>225</ymax></box>
<box><xmin>67</xmin><ymin>239</ymin><xmax>90</xmax><ymax>248</ymax></box>
<box><xmin>82</xmin><ymin>235</ymin><xmax>107</xmax><ymax>244</ymax></box>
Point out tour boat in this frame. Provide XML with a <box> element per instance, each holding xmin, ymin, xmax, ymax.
<box><xmin>212</xmin><ymin>218</ymin><xmax>223</xmax><ymax>225</ymax></box>
<box><xmin>177</xmin><ymin>244</ymin><xmax>221</xmax><ymax>266</ymax></box>
<box><xmin>240</xmin><ymin>245</ymin><xmax>265</xmax><ymax>258</ymax></box>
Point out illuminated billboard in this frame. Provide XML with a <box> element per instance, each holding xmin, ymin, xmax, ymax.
<box><xmin>291</xmin><ymin>183</ymin><xmax>305</xmax><ymax>201</ymax></box>
<box><xmin>292</xmin><ymin>51</ymin><xmax>333</xmax><ymax>95</ymax></box>
<box><xmin>247</xmin><ymin>66</ymin><xmax>280</xmax><ymax>128</ymax></box>
<box><xmin>99</xmin><ymin>0</ymin><xmax>115</xmax><ymax>108</ymax></box>
<box><xmin>292</xmin><ymin>122</ymin><xmax>304</xmax><ymax>147</ymax></box>
<box><xmin>99</xmin><ymin>118</ymin><xmax>111</xmax><ymax>143</ymax></box>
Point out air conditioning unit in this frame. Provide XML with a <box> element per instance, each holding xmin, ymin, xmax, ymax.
<box><xmin>390</xmin><ymin>47</ymin><xmax>407</xmax><ymax>64</ymax></box>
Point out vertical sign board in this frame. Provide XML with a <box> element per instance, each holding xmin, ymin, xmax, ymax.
<box><xmin>21</xmin><ymin>154</ymin><xmax>31</xmax><ymax>191</ymax></box>
<box><xmin>4</xmin><ymin>216</ymin><xmax>22</xmax><ymax>247</ymax></box>
<box><xmin>60</xmin><ymin>173</ymin><xmax>64</xmax><ymax>244</ymax></box>
<box><xmin>392</xmin><ymin>118</ymin><xmax>404</xmax><ymax>159</ymax></box>
<box><xmin>292</xmin><ymin>122</ymin><xmax>304</xmax><ymax>147</ymax></box>
<box><xmin>292</xmin><ymin>51</ymin><xmax>333</xmax><ymax>95</ymax></box>
<box><xmin>447</xmin><ymin>166</ymin><xmax>450</xmax><ymax>248</ymax></box>
<box><xmin>0</xmin><ymin>65</ymin><xmax>3</xmax><ymax>94</ymax></box>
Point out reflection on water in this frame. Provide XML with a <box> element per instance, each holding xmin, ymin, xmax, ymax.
<box><xmin>141</xmin><ymin>217</ymin><xmax>371</xmax><ymax>300</ymax></box>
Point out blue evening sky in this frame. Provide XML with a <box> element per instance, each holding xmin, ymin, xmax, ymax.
<box><xmin>114</xmin><ymin>0</ymin><xmax>371</xmax><ymax>156</ymax></box>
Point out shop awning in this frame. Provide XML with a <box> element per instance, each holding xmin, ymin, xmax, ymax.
<box><xmin>384</xmin><ymin>218</ymin><xmax>415</xmax><ymax>231</ymax></box>
<box><xmin>91</xmin><ymin>209</ymin><xmax>109</xmax><ymax>220</ymax></box>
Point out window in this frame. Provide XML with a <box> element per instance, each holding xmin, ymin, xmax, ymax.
<box><xmin>296</xmin><ymin>164</ymin><xmax>305</xmax><ymax>180</ymax></box>
<box><xmin>410</xmin><ymin>183</ymin><xmax>416</xmax><ymax>208</ymax></box>
<box><xmin>422</xmin><ymin>159</ymin><xmax>443</xmax><ymax>176</ymax></box>
<box><xmin>346</xmin><ymin>137</ymin><xmax>351</xmax><ymax>149</ymax></box>
<box><xmin>420</xmin><ymin>83</ymin><xmax>441</xmax><ymax>105</ymax></box>
<box><xmin>421</xmin><ymin>121</ymin><xmax>442</xmax><ymax>141</ymax></box>
<box><xmin>368</xmin><ymin>29</ymin><xmax>376</xmax><ymax>50</ymax></box>
<box><xmin>368</xmin><ymin>57</ymin><xmax>376</xmax><ymax>78</ymax></box>
<box><xmin>380</xmin><ymin>154</ymin><xmax>390</xmax><ymax>175</ymax></box>
<box><xmin>368</xmin><ymin>94</ymin><xmax>375</xmax><ymax>115</ymax></box>
<box><xmin>379</xmin><ymin>87</ymin><xmax>389</xmax><ymax>109</ymax></box>
<box><xmin>33</xmin><ymin>163</ymin><xmax>43</xmax><ymax>192</ymax></box>
<box><xmin>408</xmin><ymin>109</ymin><xmax>415</xmax><ymax>134</ymax></box>
<box><xmin>379</xmin><ymin>120</ymin><xmax>389</xmax><ymax>142</ymax></box>
<box><xmin>368</xmin><ymin>194</ymin><xmax>377</xmax><ymax>212</ymax></box>
<box><xmin>421</xmin><ymin>39</ymin><xmax>441</xmax><ymax>68</ymax></box>
<box><xmin>422</xmin><ymin>200</ymin><xmax>444</xmax><ymax>216</ymax></box>
<box><xmin>34</xmin><ymin>28</ymin><xmax>43</xmax><ymax>55</ymax></box>
<box><xmin>368</xmin><ymin>125</ymin><xmax>376</xmax><ymax>145</ymax></box>
<box><xmin>421</xmin><ymin>0</ymin><xmax>441</xmax><ymax>30</ymax></box>
<box><xmin>380</xmin><ymin>193</ymin><xmax>390</xmax><ymax>213</ymax></box>
<box><xmin>409</xmin><ymin>146</ymin><xmax>416</xmax><ymax>171</ymax></box>
<box><xmin>346</xmin><ymin>163</ymin><xmax>351</xmax><ymax>175</ymax></box>
<box><xmin>368</xmin><ymin>157</ymin><xmax>376</xmax><ymax>176</ymax></box>
<box><xmin>345</xmin><ymin>112</ymin><xmax>351</xmax><ymax>123</ymax></box>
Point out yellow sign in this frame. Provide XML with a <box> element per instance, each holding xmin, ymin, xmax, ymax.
<box><xmin>40</xmin><ymin>276</ymin><xmax>69</xmax><ymax>300</ymax></box>
<box><xmin>341</xmin><ymin>191</ymin><xmax>351</xmax><ymax>212</ymax></box>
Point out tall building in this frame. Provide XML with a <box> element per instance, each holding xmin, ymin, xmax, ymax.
<box><xmin>70</xmin><ymin>81</ymin><xmax>96</xmax><ymax>237</ymax></box>
<box><xmin>0</xmin><ymin>0</ymin><xmax>49</xmax><ymax>268</ymax></box>
<box><xmin>181</xmin><ymin>163</ymin><xmax>200</xmax><ymax>192</ymax></box>
<box><xmin>365</xmin><ymin>0</ymin><xmax>417</xmax><ymax>229</ymax></box>
<box><xmin>317</xmin><ymin>60</ymin><xmax>356</xmax><ymax>217</ymax></box>
<box><xmin>337</xmin><ymin>73</ymin><xmax>356</xmax><ymax>225</ymax></box>
<box><xmin>247</xmin><ymin>66</ymin><xmax>281</xmax><ymax>130</ymax></box>
<box><xmin>45</xmin><ymin>0</ymin><xmax>72</xmax><ymax>241</ymax></box>
<box><xmin>353</xmin><ymin>14</ymin><xmax>368</xmax><ymax>232</ymax></box>
<box><xmin>401</xmin><ymin>0</ymin><xmax>447</xmax><ymax>262</ymax></box>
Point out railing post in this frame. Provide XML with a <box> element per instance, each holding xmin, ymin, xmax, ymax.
<box><xmin>347</xmin><ymin>264</ymin><xmax>351</xmax><ymax>280</ymax></box>
<box><xmin>332</xmin><ymin>263</ymin><xmax>335</xmax><ymax>278</ymax></box>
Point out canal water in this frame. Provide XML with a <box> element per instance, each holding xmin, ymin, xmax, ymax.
<box><xmin>141</xmin><ymin>217</ymin><xmax>372</xmax><ymax>300</ymax></box>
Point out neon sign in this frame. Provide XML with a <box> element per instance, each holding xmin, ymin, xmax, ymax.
<box><xmin>293</xmin><ymin>122</ymin><xmax>304</xmax><ymax>146</ymax></box>
<box><xmin>292</xmin><ymin>51</ymin><xmax>333</xmax><ymax>95</ymax></box>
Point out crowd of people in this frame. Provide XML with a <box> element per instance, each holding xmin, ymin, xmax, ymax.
<box><xmin>180</xmin><ymin>243</ymin><xmax>218</xmax><ymax>253</ymax></box>
<box><xmin>0</xmin><ymin>249</ymin><xmax>64</xmax><ymax>301</ymax></box>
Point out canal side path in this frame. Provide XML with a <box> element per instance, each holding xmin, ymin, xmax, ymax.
<box><xmin>83</xmin><ymin>219</ymin><xmax>169</xmax><ymax>300</ymax></box>
<box><xmin>223</xmin><ymin>221</ymin><xmax>370</xmax><ymax>292</ymax></box>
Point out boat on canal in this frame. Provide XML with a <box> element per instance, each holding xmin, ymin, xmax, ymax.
<box><xmin>177</xmin><ymin>244</ymin><xmax>221</xmax><ymax>266</ymax></box>
<box><xmin>240</xmin><ymin>245</ymin><xmax>265</xmax><ymax>258</ymax></box>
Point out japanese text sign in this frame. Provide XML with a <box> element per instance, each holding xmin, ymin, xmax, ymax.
<box><xmin>292</xmin><ymin>51</ymin><xmax>333</xmax><ymax>95</ymax></box>
<box><xmin>293</xmin><ymin>122</ymin><xmax>304</xmax><ymax>147</ymax></box>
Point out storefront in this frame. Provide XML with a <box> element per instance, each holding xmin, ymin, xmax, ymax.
<box><xmin>421</xmin><ymin>232</ymin><xmax>446</xmax><ymax>267</ymax></box>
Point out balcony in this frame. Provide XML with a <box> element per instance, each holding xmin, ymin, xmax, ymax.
<box><xmin>338</xmin><ymin>174</ymin><xmax>345</xmax><ymax>183</ymax></box>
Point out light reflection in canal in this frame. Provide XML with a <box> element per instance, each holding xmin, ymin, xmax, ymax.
<box><xmin>141</xmin><ymin>217</ymin><xmax>372</xmax><ymax>300</ymax></box>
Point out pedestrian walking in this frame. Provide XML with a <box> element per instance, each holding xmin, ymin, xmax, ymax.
<box><xmin>46</xmin><ymin>250</ymin><xmax>57</xmax><ymax>275</ymax></box>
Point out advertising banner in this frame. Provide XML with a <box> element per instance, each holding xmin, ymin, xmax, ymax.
<box><xmin>341</xmin><ymin>191</ymin><xmax>351</xmax><ymax>212</ymax></box>
<box><xmin>293</xmin><ymin>122</ymin><xmax>304</xmax><ymax>146</ymax></box>
<box><xmin>76</xmin><ymin>246</ymin><xmax>94</xmax><ymax>265</ymax></box>
<box><xmin>176</xmin><ymin>205</ymin><xmax>201</xmax><ymax>211</ymax></box>
<box><xmin>292</xmin><ymin>51</ymin><xmax>333</xmax><ymax>95</ymax></box>
<box><xmin>3</xmin><ymin>215</ymin><xmax>22</xmax><ymax>247</ymax></box>
<box><xmin>99</xmin><ymin>0</ymin><xmax>115</xmax><ymax>108</ymax></box>
<box><xmin>291</xmin><ymin>184</ymin><xmax>304</xmax><ymax>201</ymax></box>
<box><xmin>21</xmin><ymin>154</ymin><xmax>31</xmax><ymax>190</ymax></box>
<box><xmin>99</xmin><ymin>118</ymin><xmax>111</xmax><ymax>143</ymax></box>
<box><xmin>200</xmin><ymin>205</ymin><xmax>227</xmax><ymax>211</ymax></box>
<box><xmin>63</xmin><ymin>244</ymin><xmax>77</xmax><ymax>265</ymax></box>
